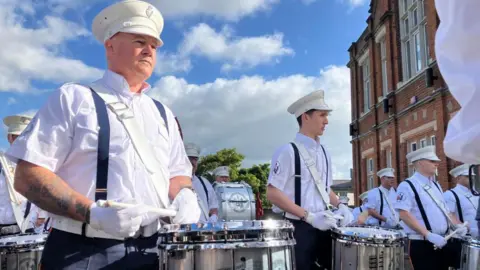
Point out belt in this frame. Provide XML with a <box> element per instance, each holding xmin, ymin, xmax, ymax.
<box><xmin>52</xmin><ymin>216</ymin><xmax>160</xmax><ymax>240</ymax></box>
<box><xmin>284</xmin><ymin>212</ymin><xmax>301</xmax><ymax>220</ymax></box>
<box><xmin>408</xmin><ymin>234</ymin><xmax>427</xmax><ymax>240</ymax></box>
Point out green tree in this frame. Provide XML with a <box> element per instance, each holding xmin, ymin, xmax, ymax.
<box><xmin>196</xmin><ymin>148</ymin><xmax>245</xmax><ymax>182</ymax></box>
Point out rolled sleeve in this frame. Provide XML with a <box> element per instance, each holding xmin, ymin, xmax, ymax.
<box><xmin>267</xmin><ymin>146</ymin><xmax>292</xmax><ymax>191</ymax></box>
<box><xmin>394</xmin><ymin>183</ymin><xmax>413</xmax><ymax>212</ymax></box>
<box><xmin>167</xmin><ymin>112</ymin><xmax>192</xmax><ymax>179</ymax></box>
<box><xmin>6</xmin><ymin>87</ymin><xmax>74</xmax><ymax>173</ymax></box>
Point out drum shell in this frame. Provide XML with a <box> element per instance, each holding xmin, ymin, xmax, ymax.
<box><xmin>460</xmin><ymin>237</ymin><xmax>480</xmax><ymax>270</ymax></box>
<box><xmin>158</xmin><ymin>220</ymin><xmax>296</xmax><ymax>270</ymax></box>
<box><xmin>214</xmin><ymin>182</ymin><xmax>256</xmax><ymax>221</ymax></box>
<box><xmin>331</xmin><ymin>226</ymin><xmax>406</xmax><ymax>270</ymax></box>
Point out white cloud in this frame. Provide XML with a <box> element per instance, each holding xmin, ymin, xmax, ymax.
<box><xmin>148</xmin><ymin>0</ymin><xmax>278</xmax><ymax>21</ymax></box>
<box><xmin>156</xmin><ymin>23</ymin><xmax>294</xmax><ymax>75</ymax></box>
<box><xmin>0</xmin><ymin>1</ymin><xmax>102</xmax><ymax>93</ymax></box>
<box><xmin>347</xmin><ymin>0</ymin><xmax>368</xmax><ymax>7</ymax></box>
<box><xmin>148</xmin><ymin>65</ymin><xmax>353</xmax><ymax>179</ymax></box>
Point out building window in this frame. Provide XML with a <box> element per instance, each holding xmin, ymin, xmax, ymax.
<box><xmin>400</xmin><ymin>0</ymin><xmax>428</xmax><ymax>80</ymax></box>
<box><xmin>380</xmin><ymin>39</ymin><xmax>388</xmax><ymax>96</ymax></box>
<box><xmin>362</xmin><ymin>60</ymin><xmax>371</xmax><ymax>112</ymax></box>
<box><xmin>368</xmin><ymin>175</ymin><xmax>374</xmax><ymax>189</ymax></box>
<box><xmin>368</xmin><ymin>158</ymin><xmax>374</xmax><ymax>173</ymax></box>
<box><xmin>431</xmin><ymin>135</ymin><xmax>436</xmax><ymax>146</ymax></box>
<box><xmin>386</xmin><ymin>149</ymin><xmax>392</xmax><ymax>168</ymax></box>
<box><xmin>411</xmin><ymin>142</ymin><xmax>417</xmax><ymax>152</ymax></box>
<box><xmin>367</xmin><ymin>158</ymin><xmax>374</xmax><ymax>189</ymax></box>
<box><xmin>420</xmin><ymin>138</ymin><xmax>427</xmax><ymax>148</ymax></box>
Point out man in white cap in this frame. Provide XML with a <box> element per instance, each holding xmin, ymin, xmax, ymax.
<box><xmin>365</xmin><ymin>168</ymin><xmax>399</xmax><ymax>228</ymax></box>
<box><xmin>394</xmin><ymin>146</ymin><xmax>465</xmax><ymax>270</ymax></box>
<box><xmin>266</xmin><ymin>90</ymin><xmax>354</xmax><ymax>270</ymax></box>
<box><xmin>444</xmin><ymin>164</ymin><xmax>478</xmax><ymax>237</ymax></box>
<box><xmin>185</xmin><ymin>143</ymin><xmax>219</xmax><ymax>223</ymax></box>
<box><xmin>435</xmin><ymin>0</ymin><xmax>480</xmax><ymax>235</ymax></box>
<box><xmin>6</xmin><ymin>1</ymin><xmax>200</xmax><ymax>268</ymax></box>
<box><xmin>0</xmin><ymin>115</ymin><xmax>37</xmax><ymax>235</ymax></box>
<box><xmin>213</xmin><ymin>166</ymin><xmax>231</xmax><ymax>183</ymax></box>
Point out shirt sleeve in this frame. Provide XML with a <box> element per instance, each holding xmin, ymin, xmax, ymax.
<box><xmin>267</xmin><ymin>145</ymin><xmax>293</xmax><ymax>191</ymax></box>
<box><xmin>6</xmin><ymin>86</ymin><xmax>75</xmax><ymax>173</ymax></box>
<box><xmin>206</xmin><ymin>180</ymin><xmax>219</xmax><ymax>209</ymax></box>
<box><xmin>166</xmin><ymin>109</ymin><xmax>192</xmax><ymax>178</ymax></box>
<box><xmin>394</xmin><ymin>182</ymin><xmax>414</xmax><ymax>212</ymax></box>
<box><xmin>443</xmin><ymin>191</ymin><xmax>457</xmax><ymax>214</ymax></box>
<box><xmin>365</xmin><ymin>189</ymin><xmax>376</xmax><ymax>210</ymax></box>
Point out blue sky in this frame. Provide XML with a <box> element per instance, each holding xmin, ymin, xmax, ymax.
<box><xmin>1</xmin><ymin>0</ymin><xmax>369</xmax><ymax>179</ymax></box>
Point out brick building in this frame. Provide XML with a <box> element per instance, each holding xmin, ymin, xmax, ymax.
<box><xmin>347</xmin><ymin>0</ymin><xmax>462</xmax><ymax>205</ymax></box>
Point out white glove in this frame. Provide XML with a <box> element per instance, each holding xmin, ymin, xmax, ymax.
<box><xmin>426</xmin><ymin>232</ymin><xmax>447</xmax><ymax>249</ymax></box>
<box><xmin>335</xmin><ymin>204</ymin><xmax>354</xmax><ymax>227</ymax></box>
<box><xmin>386</xmin><ymin>217</ymin><xmax>399</xmax><ymax>228</ymax></box>
<box><xmin>453</xmin><ymin>224</ymin><xmax>468</xmax><ymax>237</ymax></box>
<box><xmin>306</xmin><ymin>211</ymin><xmax>338</xmax><ymax>231</ymax></box>
<box><xmin>168</xmin><ymin>188</ymin><xmax>201</xmax><ymax>224</ymax></box>
<box><xmin>208</xmin><ymin>214</ymin><xmax>218</xmax><ymax>223</ymax></box>
<box><xmin>89</xmin><ymin>202</ymin><xmax>146</xmax><ymax>238</ymax></box>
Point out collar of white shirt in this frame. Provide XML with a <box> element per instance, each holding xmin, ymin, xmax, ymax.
<box><xmin>295</xmin><ymin>133</ymin><xmax>322</xmax><ymax>150</ymax></box>
<box><xmin>455</xmin><ymin>184</ymin><xmax>471</xmax><ymax>194</ymax></box>
<box><xmin>412</xmin><ymin>172</ymin><xmax>435</xmax><ymax>186</ymax></box>
<box><xmin>101</xmin><ymin>69</ymin><xmax>152</xmax><ymax>98</ymax></box>
<box><xmin>378</xmin><ymin>186</ymin><xmax>389</xmax><ymax>194</ymax></box>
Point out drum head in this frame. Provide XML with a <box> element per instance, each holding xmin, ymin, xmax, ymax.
<box><xmin>0</xmin><ymin>233</ymin><xmax>47</xmax><ymax>248</ymax></box>
<box><xmin>332</xmin><ymin>225</ymin><xmax>406</xmax><ymax>242</ymax></box>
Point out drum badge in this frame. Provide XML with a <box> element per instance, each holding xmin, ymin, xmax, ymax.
<box><xmin>146</xmin><ymin>6</ymin><xmax>153</xmax><ymax>18</ymax></box>
<box><xmin>273</xmin><ymin>161</ymin><xmax>280</xmax><ymax>175</ymax></box>
<box><xmin>396</xmin><ymin>192</ymin><xmax>405</xmax><ymax>202</ymax></box>
<box><xmin>229</xmin><ymin>193</ymin><xmax>248</xmax><ymax>212</ymax></box>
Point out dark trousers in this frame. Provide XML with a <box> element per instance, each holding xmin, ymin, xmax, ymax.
<box><xmin>40</xmin><ymin>229</ymin><xmax>159</xmax><ymax>270</ymax></box>
<box><xmin>409</xmin><ymin>238</ymin><xmax>462</xmax><ymax>270</ymax></box>
<box><xmin>288</xmin><ymin>219</ymin><xmax>332</xmax><ymax>270</ymax></box>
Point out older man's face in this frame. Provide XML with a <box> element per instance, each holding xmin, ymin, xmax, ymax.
<box><xmin>106</xmin><ymin>32</ymin><xmax>159</xmax><ymax>82</ymax></box>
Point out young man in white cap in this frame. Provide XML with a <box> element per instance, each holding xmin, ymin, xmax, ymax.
<box><xmin>6</xmin><ymin>1</ymin><xmax>200</xmax><ymax>268</ymax></box>
<box><xmin>365</xmin><ymin>168</ymin><xmax>399</xmax><ymax>228</ymax></box>
<box><xmin>435</xmin><ymin>0</ymin><xmax>480</xmax><ymax>236</ymax></box>
<box><xmin>213</xmin><ymin>166</ymin><xmax>231</xmax><ymax>183</ymax></box>
<box><xmin>184</xmin><ymin>143</ymin><xmax>219</xmax><ymax>223</ymax></box>
<box><xmin>394</xmin><ymin>146</ymin><xmax>465</xmax><ymax>270</ymax></box>
<box><xmin>444</xmin><ymin>164</ymin><xmax>478</xmax><ymax>237</ymax></box>
<box><xmin>352</xmin><ymin>191</ymin><xmax>368</xmax><ymax>222</ymax></box>
<box><xmin>266</xmin><ymin>90</ymin><xmax>354</xmax><ymax>270</ymax></box>
<box><xmin>0</xmin><ymin>115</ymin><xmax>37</xmax><ymax>235</ymax></box>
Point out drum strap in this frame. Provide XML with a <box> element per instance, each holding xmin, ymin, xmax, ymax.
<box><xmin>405</xmin><ymin>180</ymin><xmax>432</xmax><ymax>231</ymax></box>
<box><xmin>290</xmin><ymin>143</ymin><xmax>301</xmax><ymax>206</ymax></box>
<box><xmin>378</xmin><ymin>188</ymin><xmax>384</xmax><ymax>225</ymax></box>
<box><xmin>196</xmin><ymin>175</ymin><xmax>209</xmax><ymax>203</ymax></box>
<box><xmin>449</xmin><ymin>190</ymin><xmax>464</xmax><ymax>223</ymax></box>
<box><xmin>359</xmin><ymin>206</ymin><xmax>363</xmax><ymax>213</ymax></box>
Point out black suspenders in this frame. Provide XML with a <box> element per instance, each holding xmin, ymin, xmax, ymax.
<box><xmin>196</xmin><ymin>175</ymin><xmax>210</xmax><ymax>204</ymax></box>
<box><xmin>290</xmin><ymin>143</ymin><xmax>329</xmax><ymax>207</ymax></box>
<box><xmin>449</xmin><ymin>190</ymin><xmax>464</xmax><ymax>223</ymax></box>
<box><xmin>378</xmin><ymin>188</ymin><xmax>384</xmax><ymax>226</ymax></box>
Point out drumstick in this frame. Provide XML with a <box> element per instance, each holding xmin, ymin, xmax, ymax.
<box><xmin>98</xmin><ymin>200</ymin><xmax>177</xmax><ymax>217</ymax></box>
<box><xmin>434</xmin><ymin>221</ymin><xmax>468</xmax><ymax>250</ymax></box>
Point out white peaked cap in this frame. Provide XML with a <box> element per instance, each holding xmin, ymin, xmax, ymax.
<box><xmin>92</xmin><ymin>0</ymin><xmax>164</xmax><ymax>46</ymax></box>
<box><xmin>406</xmin><ymin>145</ymin><xmax>441</xmax><ymax>163</ymax></box>
<box><xmin>214</xmin><ymin>166</ymin><xmax>230</xmax><ymax>177</ymax></box>
<box><xmin>184</xmin><ymin>142</ymin><xmax>200</xmax><ymax>157</ymax></box>
<box><xmin>377</xmin><ymin>168</ymin><xmax>395</xmax><ymax>178</ymax></box>
<box><xmin>287</xmin><ymin>90</ymin><xmax>332</xmax><ymax>118</ymax></box>
<box><xmin>359</xmin><ymin>191</ymin><xmax>369</xmax><ymax>201</ymax></box>
<box><xmin>449</xmin><ymin>164</ymin><xmax>471</xmax><ymax>177</ymax></box>
<box><xmin>3</xmin><ymin>115</ymin><xmax>33</xmax><ymax>136</ymax></box>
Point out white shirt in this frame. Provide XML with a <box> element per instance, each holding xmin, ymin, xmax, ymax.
<box><xmin>192</xmin><ymin>175</ymin><xmax>218</xmax><ymax>222</ymax></box>
<box><xmin>365</xmin><ymin>186</ymin><xmax>397</xmax><ymax>226</ymax></box>
<box><xmin>395</xmin><ymin>172</ymin><xmax>449</xmax><ymax>235</ymax></box>
<box><xmin>0</xmin><ymin>156</ymin><xmax>29</xmax><ymax>226</ymax></box>
<box><xmin>352</xmin><ymin>203</ymin><xmax>367</xmax><ymax>222</ymax></box>
<box><xmin>444</xmin><ymin>184</ymin><xmax>478</xmax><ymax>235</ymax></box>
<box><xmin>6</xmin><ymin>70</ymin><xmax>192</xmax><ymax>221</ymax></box>
<box><xmin>268</xmin><ymin>133</ymin><xmax>332</xmax><ymax>215</ymax></box>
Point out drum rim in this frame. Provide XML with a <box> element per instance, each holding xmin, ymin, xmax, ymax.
<box><xmin>331</xmin><ymin>225</ymin><xmax>407</xmax><ymax>240</ymax></box>
<box><xmin>158</xmin><ymin>239</ymin><xmax>296</xmax><ymax>250</ymax></box>
<box><xmin>160</xmin><ymin>220</ymin><xmax>294</xmax><ymax>233</ymax></box>
<box><xmin>0</xmin><ymin>233</ymin><xmax>48</xmax><ymax>247</ymax></box>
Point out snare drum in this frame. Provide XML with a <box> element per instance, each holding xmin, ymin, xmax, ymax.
<box><xmin>158</xmin><ymin>220</ymin><xmax>295</xmax><ymax>270</ymax></box>
<box><xmin>214</xmin><ymin>181</ymin><xmax>256</xmax><ymax>221</ymax></box>
<box><xmin>460</xmin><ymin>236</ymin><xmax>480</xmax><ymax>270</ymax></box>
<box><xmin>0</xmin><ymin>233</ymin><xmax>47</xmax><ymax>270</ymax></box>
<box><xmin>331</xmin><ymin>226</ymin><xmax>406</xmax><ymax>270</ymax></box>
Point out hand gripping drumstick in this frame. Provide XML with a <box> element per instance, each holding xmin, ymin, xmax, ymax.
<box><xmin>434</xmin><ymin>221</ymin><xmax>469</xmax><ymax>250</ymax></box>
<box><xmin>97</xmin><ymin>200</ymin><xmax>177</xmax><ymax>217</ymax></box>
